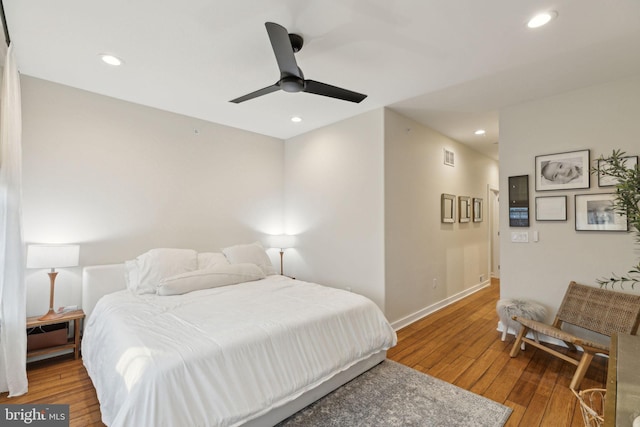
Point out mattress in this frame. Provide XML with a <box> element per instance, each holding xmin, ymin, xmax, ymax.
<box><xmin>82</xmin><ymin>275</ymin><xmax>397</xmax><ymax>426</ymax></box>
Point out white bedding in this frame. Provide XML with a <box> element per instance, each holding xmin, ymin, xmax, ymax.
<box><xmin>82</xmin><ymin>275</ymin><xmax>397</xmax><ymax>427</ymax></box>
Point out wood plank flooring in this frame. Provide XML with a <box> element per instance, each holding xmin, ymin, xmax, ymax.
<box><xmin>1</xmin><ymin>279</ymin><xmax>605</xmax><ymax>426</ymax></box>
<box><xmin>387</xmin><ymin>279</ymin><xmax>606</xmax><ymax>427</ymax></box>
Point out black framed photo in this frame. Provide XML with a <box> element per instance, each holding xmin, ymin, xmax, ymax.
<box><xmin>535</xmin><ymin>150</ymin><xmax>590</xmax><ymax>191</ymax></box>
<box><xmin>459</xmin><ymin>196</ymin><xmax>470</xmax><ymax>223</ymax></box>
<box><xmin>597</xmin><ymin>155</ymin><xmax>638</xmax><ymax>187</ymax></box>
<box><xmin>473</xmin><ymin>198</ymin><xmax>483</xmax><ymax>222</ymax></box>
<box><xmin>575</xmin><ymin>193</ymin><xmax>627</xmax><ymax>231</ymax></box>
<box><xmin>441</xmin><ymin>194</ymin><xmax>455</xmax><ymax>223</ymax></box>
<box><xmin>535</xmin><ymin>196</ymin><xmax>567</xmax><ymax>221</ymax></box>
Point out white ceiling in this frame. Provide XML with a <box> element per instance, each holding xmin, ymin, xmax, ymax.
<box><xmin>3</xmin><ymin>1</ymin><xmax>640</xmax><ymax>160</ymax></box>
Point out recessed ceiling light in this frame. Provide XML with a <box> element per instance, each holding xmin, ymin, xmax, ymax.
<box><xmin>99</xmin><ymin>54</ymin><xmax>123</xmax><ymax>66</ymax></box>
<box><xmin>474</xmin><ymin>129</ymin><xmax>486</xmax><ymax>135</ymax></box>
<box><xmin>291</xmin><ymin>116</ymin><xmax>302</xmax><ymax>123</ymax></box>
<box><xmin>527</xmin><ymin>11</ymin><xmax>557</xmax><ymax>29</ymax></box>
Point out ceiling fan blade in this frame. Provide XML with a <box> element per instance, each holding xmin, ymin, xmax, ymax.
<box><xmin>229</xmin><ymin>83</ymin><xmax>280</xmax><ymax>103</ymax></box>
<box><xmin>303</xmin><ymin>80</ymin><xmax>367</xmax><ymax>103</ymax></box>
<box><xmin>265</xmin><ymin>22</ymin><xmax>301</xmax><ymax>78</ymax></box>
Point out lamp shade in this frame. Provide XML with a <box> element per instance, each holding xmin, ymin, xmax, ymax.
<box><xmin>26</xmin><ymin>244</ymin><xmax>80</xmax><ymax>269</ymax></box>
<box><xmin>270</xmin><ymin>234</ymin><xmax>296</xmax><ymax>250</ymax></box>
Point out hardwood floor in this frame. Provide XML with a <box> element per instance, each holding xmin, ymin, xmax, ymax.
<box><xmin>1</xmin><ymin>278</ymin><xmax>605</xmax><ymax>426</ymax></box>
<box><xmin>387</xmin><ymin>279</ymin><xmax>606</xmax><ymax>427</ymax></box>
<box><xmin>0</xmin><ymin>356</ymin><xmax>104</xmax><ymax>426</ymax></box>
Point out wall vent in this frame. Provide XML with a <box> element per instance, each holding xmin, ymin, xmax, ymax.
<box><xmin>444</xmin><ymin>149</ymin><xmax>455</xmax><ymax>167</ymax></box>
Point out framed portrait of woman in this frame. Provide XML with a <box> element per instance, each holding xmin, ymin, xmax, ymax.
<box><xmin>535</xmin><ymin>149</ymin><xmax>590</xmax><ymax>191</ymax></box>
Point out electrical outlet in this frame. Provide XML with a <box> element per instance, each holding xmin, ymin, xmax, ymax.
<box><xmin>479</xmin><ymin>274</ymin><xmax>485</xmax><ymax>282</ymax></box>
<box><xmin>433</xmin><ymin>278</ymin><xmax>437</xmax><ymax>289</ymax></box>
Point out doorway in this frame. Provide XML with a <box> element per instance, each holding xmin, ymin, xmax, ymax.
<box><xmin>489</xmin><ymin>187</ymin><xmax>500</xmax><ymax>278</ymax></box>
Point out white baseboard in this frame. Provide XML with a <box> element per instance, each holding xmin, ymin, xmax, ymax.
<box><xmin>391</xmin><ymin>280</ymin><xmax>490</xmax><ymax>331</ymax></box>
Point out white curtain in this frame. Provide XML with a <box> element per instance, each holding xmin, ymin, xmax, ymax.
<box><xmin>0</xmin><ymin>43</ymin><xmax>28</xmax><ymax>396</ymax></box>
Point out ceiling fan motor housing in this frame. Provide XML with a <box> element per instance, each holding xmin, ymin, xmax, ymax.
<box><xmin>280</xmin><ymin>74</ymin><xmax>304</xmax><ymax>92</ymax></box>
<box><xmin>289</xmin><ymin>33</ymin><xmax>303</xmax><ymax>52</ymax></box>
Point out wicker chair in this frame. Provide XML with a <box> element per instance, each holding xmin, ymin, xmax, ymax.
<box><xmin>509</xmin><ymin>281</ymin><xmax>640</xmax><ymax>390</ymax></box>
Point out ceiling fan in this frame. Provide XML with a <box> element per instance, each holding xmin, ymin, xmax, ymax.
<box><xmin>230</xmin><ymin>22</ymin><xmax>367</xmax><ymax>104</ymax></box>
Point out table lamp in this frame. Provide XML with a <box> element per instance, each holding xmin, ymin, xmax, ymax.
<box><xmin>27</xmin><ymin>244</ymin><xmax>80</xmax><ymax>320</ymax></box>
<box><xmin>270</xmin><ymin>235</ymin><xmax>295</xmax><ymax>276</ymax></box>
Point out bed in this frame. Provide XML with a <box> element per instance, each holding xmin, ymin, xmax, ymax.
<box><xmin>81</xmin><ymin>247</ymin><xmax>397</xmax><ymax>427</ymax></box>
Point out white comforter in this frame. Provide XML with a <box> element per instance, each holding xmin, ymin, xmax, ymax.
<box><xmin>82</xmin><ymin>275</ymin><xmax>397</xmax><ymax>427</ymax></box>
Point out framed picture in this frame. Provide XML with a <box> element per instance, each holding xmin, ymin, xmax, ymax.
<box><xmin>459</xmin><ymin>196</ymin><xmax>471</xmax><ymax>223</ymax></box>
<box><xmin>575</xmin><ymin>193</ymin><xmax>627</xmax><ymax>231</ymax></box>
<box><xmin>597</xmin><ymin>155</ymin><xmax>638</xmax><ymax>187</ymax></box>
<box><xmin>441</xmin><ymin>194</ymin><xmax>455</xmax><ymax>223</ymax></box>
<box><xmin>535</xmin><ymin>150</ymin><xmax>590</xmax><ymax>191</ymax></box>
<box><xmin>535</xmin><ymin>196</ymin><xmax>567</xmax><ymax>221</ymax></box>
<box><xmin>473</xmin><ymin>198</ymin><xmax>483</xmax><ymax>222</ymax></box>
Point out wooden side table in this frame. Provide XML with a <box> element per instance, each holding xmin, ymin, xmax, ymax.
<box><xmin>26</xmin><ymin>309</ymin><xmax>85</xmax><ymax>360</ymax></box>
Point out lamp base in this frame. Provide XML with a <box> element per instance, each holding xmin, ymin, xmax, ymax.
<box><xmin>38</xmin><ymin>271</ymin><xmax>62</xmax><ymax>321</ymax></box>
<box><xmin>38</xmin><ymin>308</ymin><xmax>64</xmax><ymax>321</ymax></box>
<box><xmin>280</xmin><ymin>250</ymin><xmax>284</xmax><ymax>276</ymax></box>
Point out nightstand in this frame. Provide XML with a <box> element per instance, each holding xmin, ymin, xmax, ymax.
<box><xmin>26</xmin><ymin>309</ymin><xmax>85</xmax><ymax>360</ymax></box>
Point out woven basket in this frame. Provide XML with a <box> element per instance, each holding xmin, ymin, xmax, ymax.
<box><xmin>572</xmin><ymin>388</ymin><xmax>606</xmax><ymax>427</ymax></box>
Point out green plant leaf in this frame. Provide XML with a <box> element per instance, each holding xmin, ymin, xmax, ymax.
<box><xmin>592</xmin><ymin>150</ymin><xmax>640</xmax><ymax>289</ymax></box>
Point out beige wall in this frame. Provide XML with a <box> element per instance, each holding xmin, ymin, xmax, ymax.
<box><xmin>499</xmin><ymin>74</ymin><xmax>640</xmax><ymax>321</ymax></box>
<box><xmin>19</xmin><ymin>76</ymin><xmax>500</xmax><ymax>322</ymax></box>
<box><xmin>284</xmin><ymin>109</ymin><xmax>386</xmax><ymax>309</ymax></box>
<box><xmin>283</xmin><ymin>108</ymin><xmax>498</xmax><ymax>320</ymax></box>
<box><xmin>21</xmin><ymin>76</ymin><xmax>284</xmax><ymax>316</ymax></box>
<box><xmin>384</xmin><ymin>109</ymin><xmax>499</xmax><ymax>325</ymax></box>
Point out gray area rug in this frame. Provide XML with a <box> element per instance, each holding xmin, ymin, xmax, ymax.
<box><xmin>276</xmin><ymin>360</ymin><xmax>512</xmax><ymax>427</ymax></box>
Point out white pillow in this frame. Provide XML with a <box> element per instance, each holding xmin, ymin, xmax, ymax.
<box><xmin>157</xmin><ymin>263</ymin><xmax>265</xmax><ymax>296</ymax></box>
<box><xmin>222</xmin><ymin>242</ymin><xmax>277</xmax><ymax>275</ymax></box>
<box><xmin>197</xmin><ymin>252</ymin><xmax>229</xmax><ymax>269</ymax></box>
<box><xmin>133</xmin><ymin>248</ymin><xmax>198</xmax><ymax>294</ymax></box>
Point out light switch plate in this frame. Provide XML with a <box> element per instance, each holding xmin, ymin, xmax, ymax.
<box><xmin>511</xmin><ymin>231</ymin><xmax>529</xmax><ymax>243</ymax></box>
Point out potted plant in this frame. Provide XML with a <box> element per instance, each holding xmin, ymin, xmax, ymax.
<box><xmin>592</xmin><ymin>149</ymin><xmax>640</xmax><ymax>288</ymax></box>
